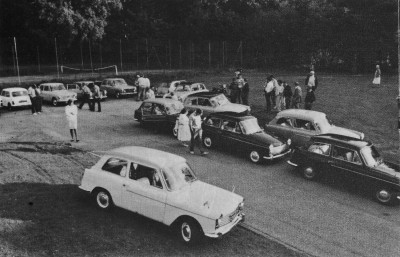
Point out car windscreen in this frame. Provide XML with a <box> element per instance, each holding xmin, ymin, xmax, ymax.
<box><xmin>163</xmin><ymin>162</ymin><xmax>197</xmax><ymax>191</ymax></box>
<box><xmin>360</xmin><ymin>145</ymin><xmax>381</xmax><ymax>167</ymax></box>
<box><xmin>239</xmin><ymin>118</ymin><xmax>262</xmax><ymax>134</ymax></box>
<box><xmin>12</xmin><ymin>91</ymin><xmax>28</xmax><ymax>97</ymax></box>
<box><xmin>52</xmin><ymin>84</ymin><xmax>66</xmax><ymax>90</ymax></box>
<box><xmin>113</xmin><ymin>79</ymin><xmax>127</xmax><ymax>86</ymax></box>
<box><xmin>166</xmin><ymin>101</ymin><xmax>184</xmax><ymax>114</ymax></box>
<box><xmin>210</xmin><ymin>94</ymin><xmax>229</xmax><ymax>106</ymax></box>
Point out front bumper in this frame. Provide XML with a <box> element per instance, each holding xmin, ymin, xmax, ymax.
<box><xmin>263</xmin><ymin>148</ymin><xmax>291</xmax><ymax>160</ymax></box>
<box><xmin>204</xmin><ymin>213</ymin><xmax>245</xmax><ymax>238</ymax></box>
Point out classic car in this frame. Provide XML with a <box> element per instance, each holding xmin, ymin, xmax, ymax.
<box><xmin>0</xmin><ymin>87</ymin><xmax>31</xmax><ymax>110</ymax></box>
<box><xmin>38</xmin><ymin>83</ymin><xmax>77</xmax><ymax>106</ymax></box>
<box><xmin>202</xmin><ymin>112</ymin><xmax>291</xmax><ymax>163</ymax></box>
<box><xmin>134</xmin><ymin>98</ymin><xmax>184</xmax><ymax>136</ymax></box>
<box><xmin>155</xmin><ymin>80</ymin><xmax>187</xmax><ymax>98</ymax></box>
<box><xmin>66</xmin><ymin>81</ymin><xmax>107</xmax><ymax>101</ymax></box>
<box><xmin>265</xmin><ymin>109</ymin><xmax>364</xmax><ymax>147</ymax></box>
<box><xmin>79</xmin><ymin>146</ymin><xmax>245</xmax><ymax>244</ymax></box>
<box><xmin>163</xmin><ymin>83</ymin><xmax>208</xmax><ymax>102</ymax></box>
<box><xmin>183</xmin><ymin>92</ymin><xmax>250</xmax><ymax>117</ymax></box>
<box><xmin>288</xmin><ymin>134</ymin><xmax>400</xmax><ymax>205</ymax></box>
<box><xmin>100</xmin><ymin>78</ymin><xmax>137</xmax><ymax>98</ymax></box>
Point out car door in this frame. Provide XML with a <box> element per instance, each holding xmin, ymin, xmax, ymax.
<box><xmin>305</xmin><ymin>142</ymin><xmax>332</xmax><ymax>176</ymax></box>
<box><xmin>220</xmin><ymin>119</ymin><xmax>241</xmax><ymax>149</ymax></box>
<box><xmin>203</xmin><ymin>116</ymin><xmax>222</xmax><ymax>145</ymax></box>
<box><xmin>40</xmin><ymin>85</ymin><xmax>50</xmax><ymax>102</ymax></box>
<box><xmin>122</xmin><ymin>162</ymin><xmax>166</xmax><ymax>222</ymax></box>
<box><xmin>292</xmin><ymin>118</ymin><xmax>318</xmax><ymax>147</ymax></box>
<box><xmin>197</xmin><ymin>97</ymin><xmax>214</xmax><ymax>116</ymax></box>
<box><xmin>329</xmin><ymin>145</ymin><xmax>365</xmax><ymax>181</ymax></box>
<box><xmin>144</xmin><ymin>103</ymin><xmax>168</xmax><ymax>124</ymax></box>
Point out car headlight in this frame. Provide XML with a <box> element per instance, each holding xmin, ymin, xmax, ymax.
<box><xmin>287</xmin><ymin>139</ymin><xmax>292</xmax><ymax>145</ymax></box>
<box><xmin>238</xmin><ymin>201</ymin><xmax>244</xmax><ymax>211</ymax></box>
<box><xmin>360</xmin><ymin>133</ymin><xmax>364</xmax><ymax>140</ymax></box>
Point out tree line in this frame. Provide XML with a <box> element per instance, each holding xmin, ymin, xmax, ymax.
<box><xmin>0</xmin><ymin>0</ymin><xmax>397</xmax><ymax>72</ymax></box>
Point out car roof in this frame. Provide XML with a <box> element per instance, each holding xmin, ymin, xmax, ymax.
<box><xmin>312</xmin><ymin>134</ymin><xmax>370</xmax><ymax>149</ymax></box>
<box><xmin>186</xmin><ymin>91</ymin><xmax>222</xmax><ymax>98</ymax></box>
<box><xmin>107</xmin><ymin>146</ymin><xmax>186</xmax><ymax>169</ymax></box>
<box><xmin>276</xmin><ymin>109</ymin><xmax>326</xmax><ymax>121</ymax></box>
<box><xmin>75</xmin><ymin>81</ymin><xmax>94</xmax><ymax>83</ymax></box>
<box><xmin>40</xmin><ymin>83</ymin><xmax>64</xmax><ymax>86</ymax></box>
<box><xmin>3</xmin><ymin>87</ymin><xmax>27</xmax><ymax>92</ymax></box>
<box><xmin>207</xmin><ymin>112</ymin><xmax>255</xmax><ymax>121</ymax></box>
<box><xmin>104</xmin><ymin>78</ymin><xmax>125</xmax><ymax>81</ymax></box>
<box><xmin>143</xmin><ymin>98</ymin><xmax>182</xmax><ymax>105</ymax></box>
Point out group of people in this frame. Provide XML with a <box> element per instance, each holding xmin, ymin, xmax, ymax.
<box><xmin>78</xmin><ymin>83</ymin><xmax>102</xmax><ymax>112</ymax></box>
<box><xmin>263</xmin><ymin>70</ymin><xmax>318</xmax><ymax>112</ymax></box>
<box><xmin>229</xmin><ymin>69</ymin><xmax>250</xmax><ymax>105</ymax></box>
<box><xmin>175</xmin><ymin>108</ymin><xmax>208</xmax><ymax>156</ymax></box>
<box><xmin>28</xmin><ymin>84</ymin><xmax>43</xmax><ymax>115</ymax></box>
<box><xmin>135</xmin><ymin>74</ymin><xmax>151</xmax><ymax>101</ymax></box>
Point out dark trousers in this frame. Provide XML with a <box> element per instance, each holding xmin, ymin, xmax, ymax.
<box><xmin>285</xmin><ymin>97</ymin><xmax>291</xmax><ymax>109</ymax></box>
<box><xmin>230</xmin><ymin>90</ymin><xmax>239</xmax><ymax>103</ymax></box>
<box><xmin>35</xmin><ymin>97</ymin><xmax>42</xmax><ymax>112</ymax></box>
<box><xmin>304</xmin><ymin>102</ymin><xmax>313</xmax><ymax>110</ymax></box>
<box><xmin>30</xmin><ymin>97</ymin><xmax>37</xmax><ymax>113</ymax></box>
<box><xmin>79</xmin><ymin>94</ymin><xmax>93</xmax><ymax>110</ymax></box>
<box><xmin>92</xmin><ymin>98</ymin><xmax>101</xmax><ymax>112</ymax></box>
<box><xmin>190</xmin><ymin>130</ymin><xmax>204</xmax><ymax>153</ymax></box>
<box><xmin>242</xmin><ymin>93</ymin><xmax>249</xmax><ymax>105</ymax></box>
<box><xmin>265</xmin><ymin>92</ymin><xmax>273</xmax><ymax>112</ymax></box>
<box><xmin>271</xmin><ymin>89</ymin><xmax>276</xmax><ymax>106</ymax></box>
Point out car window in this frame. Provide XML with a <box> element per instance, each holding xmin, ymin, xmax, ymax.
<box><xmin>12</xmin><ymin>91</ymin><xmax>27</xmax><ymax>97</ymax></box>
<box><xmin>141</xmin><ymin>102</ymin><xmax>153</xmax><ymax>115</ymax></box>
<box><xmin>153</xmin><ymin>104</ymin><xmax>165</xmax><ymax>115</ymax></box>
<box><xmin>222</xmin><ymin>120</ymin><xmax>238</xmax><ymax>132</ymax></box>
<box><xmin>294</xmin><ymin>119</ymin><xmax>315</xmax><ymax>131</ymax></box>
<box><xmin>129</xmin><ymin>163</ymin><xmax>163</xmax><ymax>189</ymax></box>
<box><xmin>308</xmin><ymin>142</ymin><xmax>331</xmax><ymax>156</ymax></box>
<box><xmin>190</xmin><ymin>98</ymin><xmax>198</xmax><ymax>106</ymax></box>
<box><xmin>276</xmin><ymin>117</ymin><xmax>293</xmax><ymax>127</ymax></box>
<box><xmin>332</xmin><ymin>146</ymin><xmax>361</xmax><ymax>164</ymax></box>
<box><xmin>198</xmin><ymin>98</ymin><xmax>212</xmax><ymax>106</ymax></box>
<box><xmin>205</xmin><ymin>117</ymin><xmax>221</xmax><ymax>128</ymax></box>
<box><xmin>102</xmin><ymin>158</ymin><xmax>128</xmax><ymax>176</ymax></box>
<box><xmin>1</xmin><ymin>91</ymin><xmax>4</xmax><ymax>96</ymax></box>
<box><xmin>5</xmin><ymin>91</ymin><xmax>10</xmax><ymax>97</ymax></box>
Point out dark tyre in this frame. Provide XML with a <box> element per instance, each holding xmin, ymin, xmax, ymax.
<box><xmin>375</xmin><ymin>188</ymin><xmax>395</xmax><ymax>205</ymax></box>
<box><xmin>93</xmin><ymin>189</ymin><xmax>113</xmax><ymax>211</ymax></box>
<box><xmin>249</xmin><ymin>150</ymin><xmax>262</xmax><ymax>164</ymax></box>
<box><xmin>178</xmin><ymin>218</ymin><xmax>202</xmax><ymax>244</ymax></box>
<box><xmin>302</xmin><ymin>166</ymin><xmax>317</xmax><ymax>180</ymax></box>
<box><xmin>203</xmin><ymin>136</ymin><xmax>213</xmax><ymax>149</ymax></box>
<box><xmin>52</xmin><ymin>98</ymin><xmax>58</xmax><ymax>106</ymax></box>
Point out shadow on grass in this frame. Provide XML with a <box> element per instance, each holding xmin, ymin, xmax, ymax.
<box><xmin>0</xmin><ymin>183</ymin><xmax>304</xmax><ymax>257</ymax></box>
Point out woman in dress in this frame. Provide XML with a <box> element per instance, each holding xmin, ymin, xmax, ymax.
<box><xmin>65</xmin><ymin>99</ymin><xmax>79</xmax><ymax>142</ymax></box>
<box><xmin>373</xmin><ymin>64</ymin><xmax>381</xmax><ymax>86</ymax></box>
<box><xmin>177</xmin><ymin>108</ymin><xmax>191</xmax><ymax>147</ymax></box>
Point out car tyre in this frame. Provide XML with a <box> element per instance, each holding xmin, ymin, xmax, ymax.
<box><xmin>203</xmin><ymin>136</ymin><xmax>213</xmax><ymax>149</ymax></box>
<box><xmin>178</xmin><ymin>218</ymin><xmax>202</xmax><ymax>244</ymax></box>
<box><xmin>249</xmin><ymin>150</ymin><xmax>262</xmax><ymax>164</ymax></box>
<box><xmin>52</xmin><ymin>98</ymin><xmax>58</xmax><ymax>106</ymax></box>
<box><xmin>302</xmin><ymin>166</ymin><xmax>317</xmax><ymax>180</ymax></box>
<box><xmin>375</xmin><ymin>188</ymin><xmax>395</xmax><ymax>205</ymax></box>
<box><xmin>93</xmin><ymin>189</ymin><xmax>113</xmax><ymax>211</ymax></box>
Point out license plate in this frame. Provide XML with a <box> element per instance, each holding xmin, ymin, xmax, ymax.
<box><xmin>19</xmin><ymin>100</ymin><xmax>27</xmax><ymax>103</ymax></box>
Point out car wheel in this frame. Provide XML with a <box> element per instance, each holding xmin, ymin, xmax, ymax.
<box><xmin>375</xmin><ymin>188</ymin><xmax>394</xmax><ymax>205</ymax></box>
<box><xmin>302</xmin><ymin>166</ymin><xmax>317</xmax><ymax>180</ymax></box>
<box><xmin>115</xmin><ymin>92</ymin><xmax>121</xmax><ymax>99</ymax></box>
<box><xmin>178</xmin><ymin>218</ymin><xmax>202</xmax><ymax>244</ymax></box>
<box><xmin>249</xmin><ymin>150</ymin><xmax>262</xmax><ymax>163</ymax></box>
<box><xmin>203</xmin><ymin>136</ymin><xmax>213</xmax><ymax>148</ymax></box>
<box><xmin>94</xmin><ymin>189</ymin><xmax>113</xmax><ymax>210</ymax></box>
<box><xmin>52</xmin><ymin>98</ymin><xmax>58</xmax><ymax>106</ymax></box>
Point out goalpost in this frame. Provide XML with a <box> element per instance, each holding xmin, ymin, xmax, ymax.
<box><xmin>60</xmin><ymin>65</ymin><xmax>119</xmax><ymax>76</ymax></box>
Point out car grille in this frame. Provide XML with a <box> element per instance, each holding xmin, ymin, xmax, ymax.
<box><xmin>219</xmin><ymin>206</ymin><xmax>242</xmax><ymax>227</ymax></box>
<box><xmin>271</xmin><ymin>144</ymin><xmax>287</xmax><ymax>155</ymax></box>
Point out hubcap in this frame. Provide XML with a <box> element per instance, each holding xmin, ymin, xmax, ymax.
<box><xmin>250</xmin><ymin>151</ymin><xmax>260</xmax><ymax>162</ymax></box>
<box><xmin>97</xmin><ymin>192</ymin><xmax>109</xmax><ymax>208</ymax></box>
<box><xmin>377</xmin><ymin>190</ymin><xmax>391</xmax><ymax>203</ymax></box>
<box><xmin>204</xmin><ymin>137</ymin><xmax>212</xmax><ymax>148</ymax></box>
<box><xmin>52</xmin><ymin>99</ymin><xmax>57</xmax><ymax>106</ymax></box>
<box><xmin>304</xmin><ymin>167</ymin><xmax>315</xmax><ymax>179</ymax></box>
<box><xmin>181</xmin><ymin>222</ymin><xmax>191</xmax><ymax>242</ymax></box>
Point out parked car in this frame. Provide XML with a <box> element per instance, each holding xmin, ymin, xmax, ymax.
<box><xmin>164</xmin><ymin>83</ymin><xmax>208</xmax><ymax>102</ymax></box>
<box><xmin>265</xmin><ymin>109</ymin><xmax>364</xmax><ymax>147</ymax></box>
<box><xmin>134</xmin><ymin>98</ymin><xmax>184</xmax><ymax>136</ymax></box>
<box><xmin>183</xmin><ymin>92</ymin><xmax>250</xmax><ymax>117</ymax></box>
<box><xmin>0</xmin><ymin>87</ymin><xmax>31</xmax><ymax>110</ymax></box>
<box><xmin>288</xmin><ymin>134</ymin><xmax>400</xmax><ymax>205</ymax></box>
<box><xmin>100</xmin><ymin>78</ymin><xmax>137</xmax><ymax>98</ymax></box>
<box><xmin>155</xmin><ymin>80</ymin><xmax>187</xmax><ymax>98</ymax></box>
<box><xmin>202</xmin><ymin>112</ymin><xmax>291</xmax><ymax>163</ymax></box>
<box><xmin>39</xmin><ymin>83</ymin><xmax>77</xmax><ymax>106</ymax></box>
<box><xmin>66</xmin><ymin>81</ymin><xmax>107</xmax><ymax>101</ymax></box>
<box><xmin>79</xmin><ymin>146</ymin><xmax>245</xmax><ymax>244</ymax></box>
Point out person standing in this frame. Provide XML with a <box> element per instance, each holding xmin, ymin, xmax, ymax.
<box><xmin>229</xmin><ymin>78</ymin><xmax>239</xmax><ymax>103</ymax></box>
<box><xmin>177</xmin><ymin>109</ymin><xmax>191</xmax><ymax>147</ymax></box>
<box><xmin>92</xmin><ymin>83</ymin><xmax>102</xmax><ymax>112</ymax></box>
<box><xmin>28</xmin><ymin>84</ymin><xmax>37</xmax><ymax>115</ymax></box>
<box><xmin>137</xmin><ymin>74</ymin><xmax>147</xmax><ymax>101</ymax></box>
<box><xmin>145</xmin><ymin>87</ymin><xmax>155</xmax><ymax>100</ymax></box>
<box><xmin>78</xmin><ymin>83</ymin><xmax>93</xmax><ymax>110</ymax></box>
<box><xmin>291</xmin><ymin>82</ymin><xmax>302</xmax><ymax>109</ymax></box>
<box><xmin>236</xmin><ymin>74</ymin><xmax>245</xmax><ymax>104</ymax></box>
<box><xmin>274</xmin><ymin>80</ymin><xmax>284</xmax><ymax>111</ymax></box>
<box><xmin>305</xmin><ymin>70</ymin><xmax>318</xmax><ymax>91</ymax></box>
<box><xmin>241</xmin><ymin>78</ymin><xmax>250</xmax><ymax>105</ymax></box>
<box><xmin>304</xmin><ymin>84</ymin><xmax>316</xmax><ymax>110</ymax></box>
<box><xmin>264</xmin><ymin>76</ymin><xmax>274</xmax><ymax>112</ymax></box>
<box><xmin>189</xmin><ymin>109</ymin><xmax>208</xmax><ymax>155</ymax></box>
<box><xmin>34</xmin><ymin>85</ymin><xmax>42</xmax><ymax>114</ymax></box>
<box><xmin>373</xmin><ymin>65</ymin><xmax>381</xmax><ymax>86</ymax></box>
<box><xmin>65</xmin><ymin>99</ymin><xmax>79</xmax><ymax>142</ymax></box>
<box><xmin>283</xmin><ymin>82</ymin><xmax>293</xmax><ymax>109</ymax></box>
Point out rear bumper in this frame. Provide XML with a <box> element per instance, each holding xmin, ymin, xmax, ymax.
<box><xmin>204</xmin><ymin>213</ymin><xmax>245</xmax><ymax>238</ymax></box>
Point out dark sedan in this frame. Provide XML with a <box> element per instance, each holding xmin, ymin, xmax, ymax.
<box><xmin>202</xmin><ymin>112</ymin><xmax>291</xmax><ymax>163</ymax></box>
<box><xmin>288</xmin><ymin>134</ymin><xmax>400</xmax><ymax>205</ymax></box>
<box><xmin>134</xmin><ymin>98</ymin><xmax>184</xmax><ymax>136</ymax></box>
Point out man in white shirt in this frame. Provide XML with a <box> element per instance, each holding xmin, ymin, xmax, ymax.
<box><xmin>137</xmin><ymin>74</ymin><xmax>147</xmax><ymax>101</ymax></box>
<box><xmin>189</xmin><ymin>109</ymin><xmax>208</xmax><ymax>155</ymax></box>
<box><xmin>264</xmin><ymin>76</ymin><xmax>274</xmax><ymax>112</ymax></box>
<box><xmin>274</xmin><ymin>80</ymin><xmax>284</xmax><ymax>111</ymax></box>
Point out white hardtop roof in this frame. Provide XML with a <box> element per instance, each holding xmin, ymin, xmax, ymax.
<box><xmin>107</xmin><ymin>146</ymin><xmax>186</xmax><ymax>169</ymax></box>
<box><xmin>3</xmin><ymin>87</ymin><xmax>28</xmax><ymax>92</ymax></box>
<box><xmin>40</xmin><ymin>82</ymin><xmax>64</xmax><ymax>86</ymax></box>
<box><xmin>277</xmin><ymin>109</ymin><xmax>327</xmax><ymax>121</ymax></box>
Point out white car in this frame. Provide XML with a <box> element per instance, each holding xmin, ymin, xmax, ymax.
<box><xmin>163</xmin><ymin>83</ymin><xmax>208</xmax><ymax>102</ymax></box>
<box><xmin>39</xmin><ymin>83</ymin><xmax>77</xmax><ymax>106</ymax></box>
<box><xmin>0</xmin><ymin>87</ymin><xmax>31</xmax><ymax>110</ymax></box>
<box><xmin>79</xmin><ymin>146</ymin><xmax>245</xmax><ymax>244</ymax></box>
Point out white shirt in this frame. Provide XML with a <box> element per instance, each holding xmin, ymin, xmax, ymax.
<box><xmin>137</xmin><ymin>77</ymin><xmax>147</xmax><ymax>88</ymax></box>
<box><xmin>308</xmin><ymin>75</ymin><xmax>315</xmax><ymax>87</ymax></box>
<box><xmin>28</xmin><ymin>87</ymin><xmax>36</xmax><ymax>97</ymax></box>
<box><xmin>265</xmin><ymin>81</ymin><xmax>274</xmax><ymax>93</ymax></box>
<box><xmin>190</xmin><ymin>115</ymin><xmax>202</xmax><ymax>130</ymax></box>
<box><xmin>65</xmin><ymin>104</ymin><xmax>77</xmax><ymax>119</ymax></box>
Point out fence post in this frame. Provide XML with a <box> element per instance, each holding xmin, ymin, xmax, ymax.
<box><xmin>13</xmin><ymin>37</ymin><xmax>21</xmax><ymax>85</ymax></box>
<box><xmin>37</xmin><ymin>46</ymin><xmax>41</xmax><ymax>73</ymax></box>
<box><xmin>11</xmin><ymin>44</ymin><xmax>16</xmax><ymax>75</ymax></box>
<box><xmin>54</xmin><ymin>37</ymin><xmax>60</xmax><ymax>79</ymax></box>
<box><xmin>119</xmin><ymin>38</ymin><xmax>123</xmax><ymax>72</ymax></box>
